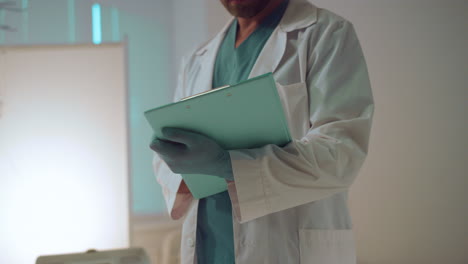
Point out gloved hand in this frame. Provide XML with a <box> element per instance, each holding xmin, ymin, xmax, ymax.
<box><xmin>150</xmin><ymin>127</ymin><xmax>234</xmax><ymax>181</ymax></box>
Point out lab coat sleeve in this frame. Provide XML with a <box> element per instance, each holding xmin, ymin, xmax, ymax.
<box><xmin>153</xmin><ymin>55</ymin><xmax>194</xmax><ymax>220</ymax></box>
<box><xmin>227</xmin><ymin>21</ymin><xmax>375</xmax><ymax>223</ymax></box>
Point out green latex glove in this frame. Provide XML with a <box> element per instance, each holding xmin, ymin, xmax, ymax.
<box><xmin>150</xmin><ymin>127</ymin><xmax>234</xmax><ymax>181</ymax></box>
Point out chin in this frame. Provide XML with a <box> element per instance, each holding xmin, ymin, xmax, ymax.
<box><xmin>227</xmin><ymin>6</ymin><xmax>260</xmax><ymax>18</ymax></box>
<box><xmin>222</xmin><ymin>0</ymin><xmax>270</xmax><ymax>18</ymax></box>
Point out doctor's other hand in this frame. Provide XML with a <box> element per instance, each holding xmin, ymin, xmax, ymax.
<box><xmin>178</xmin><ymin>180</ymin><xmax>191</xmax><ymax>194</ymax></box>
<box><xmin>150</xmin><ymin>127</ymin><xmax>234</xmax><ymax>181</ymax></box>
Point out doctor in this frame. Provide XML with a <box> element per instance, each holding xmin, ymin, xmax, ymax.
<box><xmin>150</xmin><ymin>0</ymin><xmax>374</xmax><ymax>263</ymax></box>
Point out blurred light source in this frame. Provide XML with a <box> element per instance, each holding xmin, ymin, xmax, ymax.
<box><xmin>92</xmin><ymin>3</ymin><xmax>102</xmax><ymax>44</ymax></box>
<box><xmin>0</xmin><ymin>44</ymin><xmax>128</xmax><ymax>264</ymax></box>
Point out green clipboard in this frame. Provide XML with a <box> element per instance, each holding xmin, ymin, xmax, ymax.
<box><xmin>144</xmin><ymin>73</ymin><xmax>291</xmax><ymax>199</ymax></box>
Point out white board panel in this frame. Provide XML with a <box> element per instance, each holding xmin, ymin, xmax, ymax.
<box><xmin>0</xmin><ymin>44</ymin><xmax>129</xmax><ymax>264</ymax></box>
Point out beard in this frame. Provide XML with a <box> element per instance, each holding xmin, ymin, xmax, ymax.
<box><xmin>220</xmin><ymin>0</ymin><xmax>272</xmax><ymax>18</ymax></box>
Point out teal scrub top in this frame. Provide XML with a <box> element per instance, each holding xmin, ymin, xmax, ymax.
<box><xmin>196</xmin><ymin>2</ymin><xmax>289</xmax><ymax>263</ymax></box>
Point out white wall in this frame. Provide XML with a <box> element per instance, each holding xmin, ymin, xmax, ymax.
<box><xmin>170</xmin><ymin>0</ymin><xmax>232</xmax><ymax>89</ymax></box>
<box><xmin>314</xmin><ymin>0</ymin><xmax>467</xmax><ymax>263</ymax></box>
<box><xmin>179</xmin><ymin>0</ymin><xmax>468</xmax><ymax>262</ymax></box>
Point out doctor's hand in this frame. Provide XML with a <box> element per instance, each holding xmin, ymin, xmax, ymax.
<box><xmin>150</xmin><ymin>127</ymin><xmax>234</xmax><ymax>181</ymax></box>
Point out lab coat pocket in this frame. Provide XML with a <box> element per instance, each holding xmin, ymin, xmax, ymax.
<box><xmin>299</xmin><ymin>229</ymin><xmax>356</xmax><ymax>264</ymax></box>
<box><xmin>275</xmin><ymin>82</ymin><xmax>310</xmax><ymax>140</ymax></box>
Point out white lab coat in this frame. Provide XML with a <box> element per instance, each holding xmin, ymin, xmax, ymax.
<box><xmin>153</xmin><ymin>0</ymin><xmax>374</xmax><ymax>263</ymax></box>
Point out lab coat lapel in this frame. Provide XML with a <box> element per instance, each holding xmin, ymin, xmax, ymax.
<box><xmin>191</xmin><ymin>19</ymin><xmax>234</xmax><ymax>94</ymax></box>
<box><xmin>248</xmin><ymin>0</ymin><xmax>318</xmax><ymax>78</ymax></box>
<box><xmin>248</xmin><ymin>27</ymin><xmax>287</xmax><ymax>78</ymax></box>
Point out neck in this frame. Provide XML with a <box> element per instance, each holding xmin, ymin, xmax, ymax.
<box><xmin>235</xmin><ymin>0</ymin><xmax>284</xmax><ymax>47</ymax></box>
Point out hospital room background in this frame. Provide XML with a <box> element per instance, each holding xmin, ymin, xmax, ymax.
<box><xmin>0</xmin><ymin>0</ymin><xmax>466</xmax><ymax>263</ymax></box>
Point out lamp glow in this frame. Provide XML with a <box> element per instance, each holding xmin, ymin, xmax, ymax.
<box><xmin>92</xmin><ymin>3</ymin><xmax>102</xmax><ymax>44</ymax></box>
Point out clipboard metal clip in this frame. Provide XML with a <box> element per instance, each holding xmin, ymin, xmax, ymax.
<box><xmin>180</xmin><ymin>85</ymin><xmax>230</xmax><ymax>101</ymax></box>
